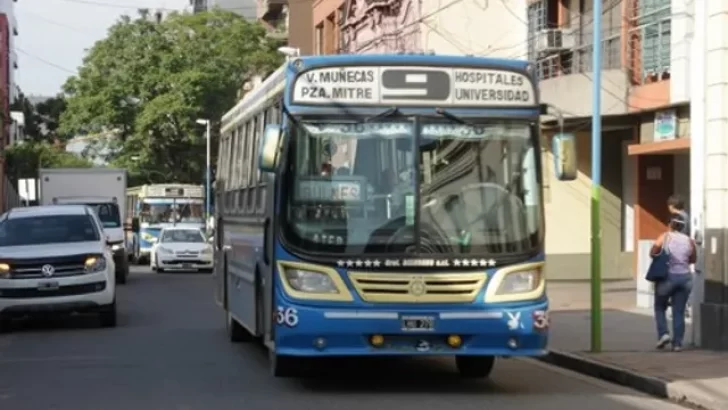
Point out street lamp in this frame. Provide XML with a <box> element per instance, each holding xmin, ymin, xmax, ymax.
<box><xmin>196</xmin><ymin>118</ymin><xmax>211</xmax><ymax>223</ymax></box>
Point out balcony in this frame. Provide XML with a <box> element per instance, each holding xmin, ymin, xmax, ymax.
<box><xmin>190</xmin><ymin>0</ymin><xmax>207</xmax><ymax>13</ymax></box>
<box><xmin>257</xmin><ymin>0</ymin><xmax>287</xmax><ymax>23</ymax></box>
<box><xmin>266</xmin><ymin>18</ymin><xmax>288</xmax><ymax>41</ymax></box>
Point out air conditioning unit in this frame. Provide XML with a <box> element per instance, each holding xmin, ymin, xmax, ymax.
<box><xmin>535</xmin><ymin>29</ymin><xmax>575</xmax><ymax>54</ymax></box>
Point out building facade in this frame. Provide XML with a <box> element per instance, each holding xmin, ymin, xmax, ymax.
<box><xmin>256</xmin><ymin>0</ymin><xmax>312</xmax><ymax>55</ymax></box>
<box><xmin>209</xmin><ymin>0</ymin><xmax>258</xmax><ymax>20</ymax></box>
<box><xmin>530</xmin><ymin>0</ymin><xmax>695</xmax><ymax>282</ymax></box>
<box><xmin>0</xmin><ymin>0</ymin><xmax>18</xmax><ymax>213</ymax></box>
<box><xmin>311</xmin><ymin>0</ymin><xmax>528</xmax><ymax>57</ymax></box>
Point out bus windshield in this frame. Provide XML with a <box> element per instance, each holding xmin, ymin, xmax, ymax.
<box><xmin>140</xmin><ymin>200</ymin><xmax>205</xmax><ymax>224</ymax></box>
<box><xmin>282</xmin><ymin>119</ymin><xmax>543</xmax><ymax>257</ymax></box>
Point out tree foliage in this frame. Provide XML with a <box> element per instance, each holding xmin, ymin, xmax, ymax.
<box><xmin>5</xmin><ymin>93</ymin><xmax>89</xmax><ymax>185</ymax></box>
<box><xmin>60</xmin><ymin>9</ymin><xmax>284</xmax><ymax>184</ymax></box>
<box><xmin>4</xmin><ymin>142</ymin><xmax>93</xmax><ymax>182</ymax></box>
<box><xmin>10</xmin><ymin>93</ymin><xmax>70</xmax><ymax>143</ymax></box>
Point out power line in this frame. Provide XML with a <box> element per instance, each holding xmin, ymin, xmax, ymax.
<box><xmin>19</xmin><ymin>9</ymin><xmax>100</xmax><ymax>33</ymax></box>
<box><xmin>346</xmin><ymin>0</ymin><xmax>468</xmax><ymax>53</ymax></box>
<box><xmin>53</xmin><ymin>0</ymin><xmax>272</xmax><ymax>11</ymax></box>
<box><xmin>16</xmin><ymin>47</ymin><xmax>77</xmax><ymax>75</ymax></box>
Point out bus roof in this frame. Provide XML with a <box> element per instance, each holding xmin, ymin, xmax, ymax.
<box><xmin>290</xmin><ymin>53</ymin><xmax>532</xmax><ymax>70</ymax></box>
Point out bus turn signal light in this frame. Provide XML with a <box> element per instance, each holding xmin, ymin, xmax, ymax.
<box><xmin>370</xmin><ymin>334</ymin><xmax>384</xmax><ymax>347</ymax></box>
<box><xmin>447</xmin><ymin>335</ymin><xmax>462</xmax><ymax>348</ymax></box>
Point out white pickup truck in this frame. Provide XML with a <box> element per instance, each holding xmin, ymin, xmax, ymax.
<box><xmin>39</xmin><ymin>168</ymin><xmax>137</xmax><ymax>284</ymax></box>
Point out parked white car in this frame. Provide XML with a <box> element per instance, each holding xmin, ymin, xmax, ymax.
<box><xmin>150</xmin><ymin>227</ymin><xmax>213</xmax><ymax>273</ymax></box>
<box><xmin>0</xmin><ymin>205</ymin><xmax>117</xmax><ymax>332</ymax></box>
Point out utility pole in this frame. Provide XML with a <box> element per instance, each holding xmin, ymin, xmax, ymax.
<box><xmin>196</xmin><ymin>119</ymin><xmax>212</xmax><ymax>222</ymax></box>
<box><xmin>590</xmin><ymin>0</ymin><xmax>603</xmax><ymax>353</ymax></box>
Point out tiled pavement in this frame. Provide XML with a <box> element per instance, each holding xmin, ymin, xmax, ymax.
<box><xmin>545</xmin><ymin>280</ymin><xmax>728</xmax><ymax>410</ymax></box>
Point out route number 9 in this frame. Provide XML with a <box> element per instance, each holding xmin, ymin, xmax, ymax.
<box><xmin>276</xmin><ymin>306</ymin><xmax>299</xmax><ymax>327</ymax></box>
<box><xmin>381</xmin><ymin>69</ymin><xmax>451</xmax><ymax>101</ymax></box>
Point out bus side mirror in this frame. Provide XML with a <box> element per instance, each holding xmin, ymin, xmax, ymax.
<box><xmin>259</xmin><ymin>124</ymin><xmax>282</xmax><ymax>173</ymax></box>
<box><xmin>552</xmin><ymin>132</ymin><xmax>577</xmax><ymax>181</ymax></box>
<box><xmin>131</xmin><ymin>217</ymin><xmax>140</xmax><ymax>233</ymax></box>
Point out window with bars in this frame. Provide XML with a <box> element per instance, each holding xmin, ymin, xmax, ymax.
<box><xmin>527</xmin><ymin>0</ymin><xmax>548</xmax><ymax>62</ymax></box>
<box><xmin>528</xmin><ymin>0</ymin><xmax>563</xmax><ymax>79</ymax></box>
<box><xmin>636</xmin><ymin>0</ymin><xmax>671</xmax><ymax>80</ymax></box>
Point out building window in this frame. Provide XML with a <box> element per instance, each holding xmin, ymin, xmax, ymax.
<box><xmin>326</xmin><ymin>13</ymin><xmax>336</xmax><ymax>54</ymax></box>
<box><xmin>529</xmin><ymin>0</ymin><xmax>623</xmax><ymax>80</ymax></box>
<box><xmin>527</xmin><ymin>0</ymin><xmax>560</xmax><ymax>79</ymax></box>
<box><xmin>527</xmin><ymin>0</ymin><xmax>548</xmax><ymax>62</ymax></box>
<box><xmin>337</xmin><ymin>5</ymin><xmax>346</xmax><ymax>52</ymax></box>
<box><xmin>315</xmin><ymin>24</ymin><xmax>323</xmax><ymax>55</ymax></box>
<box><xmin>629</xmin><ymin>0</ymin><xmax>671</xmax><ymax>83</ymax></box>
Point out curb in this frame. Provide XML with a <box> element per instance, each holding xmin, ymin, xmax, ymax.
<box><xmin>537</xmin><ymin>351</ymin><xmax>714</xmax><ymax>410</ymax></box>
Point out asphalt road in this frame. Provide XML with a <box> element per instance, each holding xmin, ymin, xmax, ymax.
<box><xmin>0</xmin><ymin>266</ymin><xmax>689</xmax><ymax>410</ymax></box>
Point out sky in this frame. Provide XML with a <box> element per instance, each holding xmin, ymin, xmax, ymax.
<box><xmin>16</xmin><ymin>0</ymin><xmax>191</xmax><ymax>97</ymax></box>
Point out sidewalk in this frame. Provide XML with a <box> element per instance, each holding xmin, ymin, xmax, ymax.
<box><xmin>544</xmin><ymin>280</ymin><xmax>728</xmax><ymax>410</ymax></box>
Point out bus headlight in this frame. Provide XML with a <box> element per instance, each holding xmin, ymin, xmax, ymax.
<box><xmin>484</xmin><ymin>263</ymin><xmax>545</xmax><ymax>303</ymax></box>
<box><xmin>285</xmin><ymin>269</ymin><xmax>338</xmax><ymax>293</ymax></box>
<box><xmin>277</xmin><ymin>261</ymin><xmax>353</xmax><ymax>301</ymax></box>
<box><xmin>496</xmin><ymin>270</ymin><xmax>540</xmax><ymax>294</ymax></box>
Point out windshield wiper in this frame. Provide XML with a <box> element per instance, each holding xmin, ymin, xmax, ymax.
<box><xmin>364</xmin><ymin>107</ymin><xmax>401</xmax><ymax>122</ymax></box>
<box><xmin>435</xmin><ymin>108</ymin><xmax>470</xmax><ymax>124</ymax></box>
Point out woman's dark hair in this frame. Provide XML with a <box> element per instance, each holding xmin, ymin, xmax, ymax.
<box><xmin>667</xmin><ymin>194</ymin><xmax>685</xmax><ymax>210</ymax></box>
<box><xmin>669</xmin><ymin>212</ymin><xmax>687</xmax><ymax>231</ymax></box>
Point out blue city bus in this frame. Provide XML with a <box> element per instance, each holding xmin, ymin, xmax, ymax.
<box><xmin>213</xmin><ymin>54</ymin><xmax>577</xmax><ymax>378</ymax></box>
<box><xmin>125</xmin><ymin>183</ymin><xmax>206</xmax><ymax>264</ymax></box>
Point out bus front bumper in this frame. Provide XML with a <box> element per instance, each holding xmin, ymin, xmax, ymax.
<box><xmin>272</xmin><ymin>298</ymin><xmax>549</xmax><ymax>357</ymax></box>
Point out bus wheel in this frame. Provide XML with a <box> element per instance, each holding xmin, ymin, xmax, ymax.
<box><xmin>455</xmin><ymin>356</ymin><xmax>495</xmax><ymax>379</ymax></box>
<box><xmin>269</xmin><ymin>350</ymin><xmax>302</xmax><ymax>378</ymax></box>
<box><xmin>226</xmin><ymin>312</ymin><xmax>253</xmax><ymax>342</ymax></box>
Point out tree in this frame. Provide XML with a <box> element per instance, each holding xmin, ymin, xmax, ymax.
<box><xmin>10</xmin><ymin>92</ymin><xmax>40</xmax><ymax>141</ymax></box>
<box><xmin>35</xmin><ymin>96</ymin><xmax>71</xmax><ymax>142</ymax></box>
<box><xmin>10</xmin><ymin>92</ymin><xmax>71</xmax><ymax>143</ymax></box>
<box><xmin>60</xmin><ymin>10</ymin><xmax>284</xmax><ymax>183</ymax></box>
<box><xmin>4</xmin><ymin>142</ymin><xmax>93</xmax><ymax>182</ymax></box>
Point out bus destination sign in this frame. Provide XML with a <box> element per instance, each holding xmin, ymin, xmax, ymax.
<box><xmin>291</xmin><ymin>66</ymin><xmax>536</xmax><ymax>107</ymax></box>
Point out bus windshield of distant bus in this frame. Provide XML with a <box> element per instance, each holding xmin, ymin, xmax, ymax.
<box><xmin>139</xmin><ymin>199</ymin><xmax>205</xmax><ymax>224</ymax></box>
<box><xmin>281</xmin><ymin>120</ymin><xmax>542</xmax><ymax>256</ymax></box>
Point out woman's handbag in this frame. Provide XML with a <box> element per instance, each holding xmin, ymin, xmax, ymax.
<box><xmin>646</xmin><ymin>236</ymin><xmax>670</xmax><ymax>282</ymax></box>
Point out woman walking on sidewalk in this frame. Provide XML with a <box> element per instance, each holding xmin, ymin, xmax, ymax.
<box><xmin>650</xmin><ymin>212</ymin><xmax>697</xmax><ymax>352</ymax></box>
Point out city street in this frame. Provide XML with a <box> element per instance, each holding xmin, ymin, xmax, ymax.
<box><xmin>0</xmin><ymin>266</ymin><xmax>690</xmax><ymax>410</ymax></box>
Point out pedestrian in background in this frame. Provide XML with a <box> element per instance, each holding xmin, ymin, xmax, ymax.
<box><xmin>667</xmin><ymin>194</ymin><xmax>690</xmax><ymax>235</ymax></box>
<box><xmin>666</xmin><ymin>194</ymin><xmax>693</xmax><ymax>317</ymax></box>
<box><xmin>650</xmin><ymin>212</ymin><xmax>696</xmax><ymax>352</ymax></box>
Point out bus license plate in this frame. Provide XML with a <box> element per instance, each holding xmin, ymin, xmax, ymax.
<box><xmin>401</xmin><ymin>316</ymin><xmax>435</xmax><ymax>331</ymax></box>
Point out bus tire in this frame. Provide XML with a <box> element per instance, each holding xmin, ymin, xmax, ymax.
<box><xmin>226</xmin><ymin>312</ymin><xmax>253</xmax><ymax>343</ymax></box>
<box><xmin>269</xmin><ymin>350</ymin><xmax>302</xmax><ymax>378</ymax></box>
<box><xmin>455</xmin><ymin>356</ymin><xmax>495</xmax><ymax>379</ymax></box>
